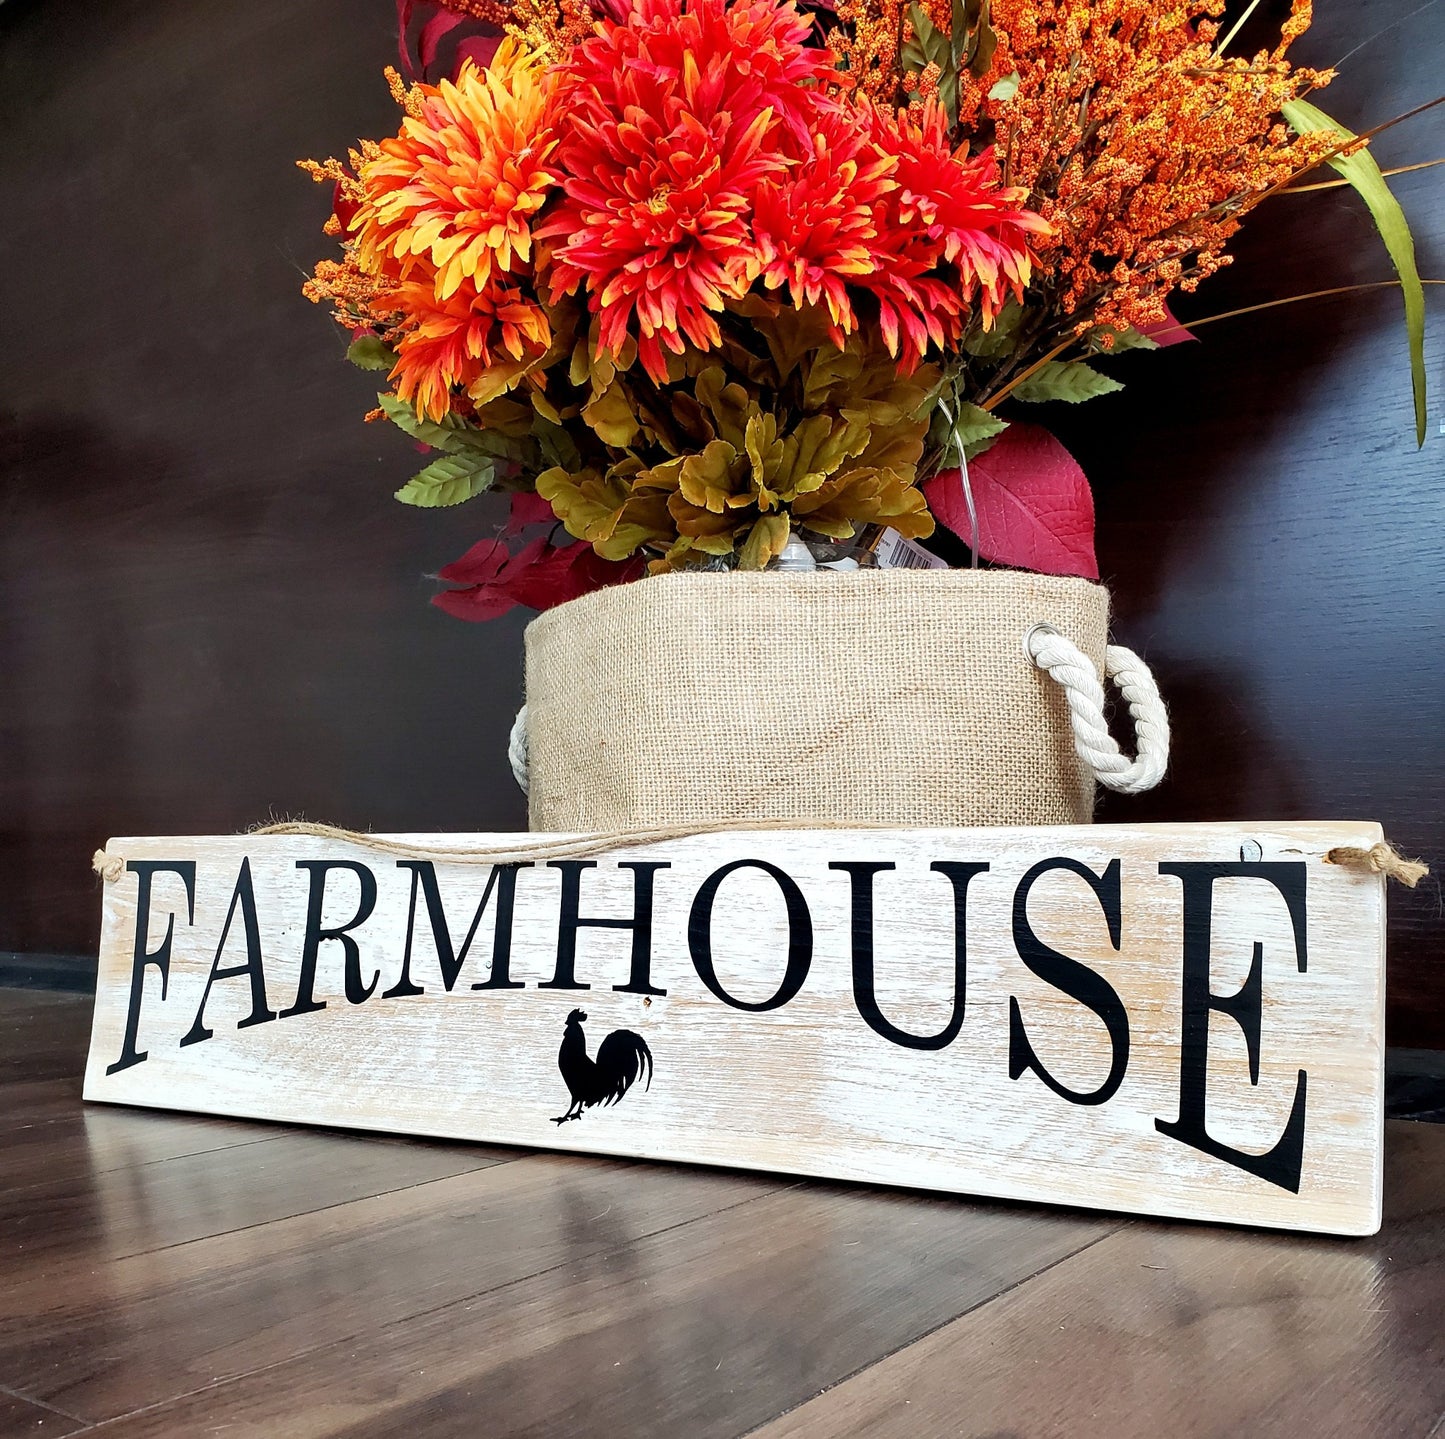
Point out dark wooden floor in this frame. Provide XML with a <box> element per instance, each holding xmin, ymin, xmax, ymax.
<box><xmin>1</xmin><ymin>989</ymin><xmax>1440</xmax><ymax>1438</ymax></box>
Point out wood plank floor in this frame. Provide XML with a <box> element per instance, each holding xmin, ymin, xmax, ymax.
<box><xmin>0</xmin><ymin>989</ymin><xmax>1439</xmax><ymax>1438</ymax></box>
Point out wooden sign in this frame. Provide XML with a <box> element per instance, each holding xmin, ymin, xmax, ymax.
<box><xmin>84</xmin><ymin>823</ymin><xmax>1388</xmax><ymax>1235</ymax></box>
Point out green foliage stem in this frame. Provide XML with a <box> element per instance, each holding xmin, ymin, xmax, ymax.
<box><xmin>1284</xmin><ymin>99</ymin><xmax>1428</xmax><ymax>447</ymax></box>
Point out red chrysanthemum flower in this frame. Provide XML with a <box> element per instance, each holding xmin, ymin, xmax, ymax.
<box><xmin>542</xmin><ymin>107</ymin><xmax>778</xmax><ymax>381</ymax></box>
<box><xmin>564</xmin><ymin>0</ymin><xmax>837</xmax><ymax>147</ymax></box>
<box><xmin>539</xmin><ymin>0</ymin><xmax>838</xmax><ymax>381</ymax></box>
<box><xmin>869</xmin><ymin>100</ymin><xmax>1048</xmax><ymax>324</ymax></box>
<box><xmin>750</xmin><ymin>98</ymin><xmax>897</xmax><ymax>341</ymax></box>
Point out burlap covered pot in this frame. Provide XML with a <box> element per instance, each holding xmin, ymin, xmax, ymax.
<box><xmin>521</xmin><ymin>567</ymin><xmax>1116</xmax><ymax>831</ymax></box>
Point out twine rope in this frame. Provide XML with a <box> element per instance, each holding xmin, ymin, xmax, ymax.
<box><xmin>1324</xmin><ymin>841</ymin><xmax>1430</xmax><ymax>887</ymax></box>
<box><xmin>94</xmin><ymin>823</ymin><xmax>858</xmax><ymax>880</ymax></box>
<box><xmin>92</xmin><ymin>850</ymin><xmax>126</xmax><ymax>884</ymax></box>
<box><xmin>93</xmin><ymin>827</ymin><xmax>1428</xmax><ymax>886</ymax></box>
<box><xmin>250</xmin><ymin>816</ymin><xmax>879</xmax><ymax>866</ymax></box>
<box><xmin>1024</xmin><ymin>624</ymin><xmax>1171</xmax><ymax>795</ymax></box>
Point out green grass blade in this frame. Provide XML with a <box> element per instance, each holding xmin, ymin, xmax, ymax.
<box><xmin>1284</xmin><ymin>98</ymin><xmax>1427</xmax><ymax>446</ymax></box>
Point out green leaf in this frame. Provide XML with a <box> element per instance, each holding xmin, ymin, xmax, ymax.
<box><xmin>899</xmin><ymin>35</ymin><xmax>930</xmax><ymax>75</ymax></box>
<box><xmin>1283</xmin><ymin>99</ymin><xmax>1427</xmax><ymax>447</ymax></box>
<box><xmin>346</xmin><ymin>335</ymin><xmax>395</xmax><ymax>372</ymax></box>
<box><xmin>1011</xmin><ymin>361</ymin><xmax>1125</xmax><ymax>404</ymax></box>
<box><xmin>374</xmin><ymin>392</ymin><xmax>520</xmax><ymax>459</ymax></box>
<box><xmin>394</xmin><ymin>451</ymin><xmax>496</xmax><ymax>508</ymax></box>
<box><xmin>1089</xmin><ymin>325</ymin><xmax>1159</xmax><ymax>354</ymax></box>
<box><xmin>935</xmin><ymin>402</ymin><xmax>1009</xmax><ymax>460</ymax></box>
<box><xmin>532</xmin><ymin>415</ymin><xmax>583</xmax><ymax>473</ymax></box>
<box><xmin>951</xmin><ymin>0</ymin><xmax>968</xmax><ymax>67</ymax></box>
<box><xmin>375</xmin><ymin>393</ymin><xmax>469</xmax><ymax>451</ymax></box>
<box><xmin>968</xmin><ymin>1</ymin><xmax>997</xmax><ymax>77</ymax></box>
<box><xmin>961</xmin><ymin>299</ymin><xmax>1024</xmax><ymax>358</ymax></box>
<box><xmin>906</xmin><ymin>3</ymin><xmax>952</xmax><ymax>70</ymax></box>
<box><xmin>988</xmin><ymin>71</ymin><xmax>1020</xmax><ymax>102</ymax></box>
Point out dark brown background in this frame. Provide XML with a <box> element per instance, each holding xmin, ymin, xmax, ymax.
<box><xmin>1</xmin><ymin>0</ymin><xmax>1441</xmax><ymax>1043</ymax></box>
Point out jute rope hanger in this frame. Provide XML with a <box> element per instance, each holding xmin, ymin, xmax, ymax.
<box><xmin>1323</xmin><ymin>842</ymin><xmax>1430</xmax><ymax>886</ymax></box>
<box><xmin>93</xmin><ymin>827</ymin><xmax>1429</xmax><ymax>886</ymax></box>
<box><xmin>92</xmin><ymin>817</ymin><xmax>905</xmax><ymax>881</ymax></box>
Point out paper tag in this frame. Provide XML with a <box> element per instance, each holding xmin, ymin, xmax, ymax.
<box><xmin>873</xmin><ymin>529</ymin><xmax>949</xmax><ymax>571</ymax></box>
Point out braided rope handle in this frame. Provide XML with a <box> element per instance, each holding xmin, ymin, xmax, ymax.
<box><xmin>1024</xmin><ymin>624</ymin><xmax>1170</xmax><ymax>795</ymax></box>
<box><xmin>508</xmin><ymin>703</ymin><xmax>530</xmax><ymax>796</ymax></box>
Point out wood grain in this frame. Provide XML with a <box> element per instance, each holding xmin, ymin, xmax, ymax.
<box><xmin>86</xmin><ymin>823</ymin><xmax>1386</xmax><ymax>1233</ymax></box>
<box><xmin>756</xmin><ymin>1117</ymin><xmax>1445</xmax><ymax>1439</ymax></box>
<box><xmin>0</xmin><ymin>1151</ymin><xmax>782</xmax><ymax>1421</ymax></box>
<box><xmin>0</xmin><ymin>1389</ymin><xmax>86</xmax><ymax>1439</ymax></box>
<box><xmin>0</xmin><ymin>992</ymin><xmax>94</xmax><ymax>1088</ymax></box>
<box><xmin>0</xmin><ymin>991</ymin><xmax>288</xmax><ymax>1191</ymax></box>
<box><xmin>0</xmin><ymin>1104</ymin><xmax>283</xmax><ymax>1195</ymax></box>
<box><xmin>65</xmin><ymin>1184</ymin><xmax>1111</xmax><ymax>1438</ymax></box>
<box><xmin>0</xmin><ymin>1128</ymin><xmax>514</xmax><ymax>1277</ymax></box>
<box><xmin>1</xmin><ymin>990</ymin><xmax>1440</xmax><ymax>1439</ymax></box>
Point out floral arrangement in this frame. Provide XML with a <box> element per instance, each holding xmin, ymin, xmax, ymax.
<box><xmin>303</xmin><ymin>0</ymin><xmax>1428</xmax><ymax>618</ymax></box>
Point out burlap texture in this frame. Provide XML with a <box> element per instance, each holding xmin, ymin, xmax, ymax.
<box><xmin>524</xmin><ymin>568</ymin><xmax>1109</xmax><ymax>831</ymax></box>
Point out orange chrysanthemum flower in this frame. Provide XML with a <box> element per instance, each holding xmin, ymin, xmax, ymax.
<box><xmin>327</xmin><ymin>37</ymin><xmax>562</xmax><ymax>419</ymax></box>
<box><xmin>353</xmin><ymin>41</ymin><xmax>558</xmax><ymax>300</ymax></box>
<box><xmin>539</xmin><ymin>0</ymin><xmax>838</xmax><ymax>381</ymax></box>
<box><xmin>388</xmin><ymin>278</ymin><xmax>552</xmax><ymax>420</ymax></box>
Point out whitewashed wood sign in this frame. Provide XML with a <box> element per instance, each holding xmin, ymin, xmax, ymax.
<box><xmin>85</xmin><ymin>823</ymin><xmax>1388</xmax><ymax>1235</ymax></box>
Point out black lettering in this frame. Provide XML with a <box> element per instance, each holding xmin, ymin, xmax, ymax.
<box><xmin>1155</xmin><ymin>861</ymin><xmax>1309</xmax><ymax>1193</ymax></box>
<box><xmin>831</xmin><ymin>861</ymin><xmax>988</xmax><ymax>1050</ymax></box>
<box><xmin>689</xmin><ymin>859</ymin><xmax>812</xmax><ymax>1012</ymax></box>
<box><xmin>281</xmin><ymin>861</ymin><xmax>379</xmax><ymax>1016</ymax></box>
<box><xmin>1009</xmin><ymin>857</ymin><xmax>1130</xmax><ymax>1106</ymax></box>
<box><xmin>383</xmin><ymin>861</ymin><xmax>532</xmax><ymax>997</ymax></box>
<box><xmin>180</xmin><ymin>858</ymin><xmax>276</xmax><ymax>1046</ymax></box>
<box><xmin>540</xmin><ymin>860</ymin><xmax>671</xmax><ymax>993</ymax></box>
<box><xmin>106</xmin><ymin>861</ymin><xmax>197</xmax><ymax>1075</ymax></box>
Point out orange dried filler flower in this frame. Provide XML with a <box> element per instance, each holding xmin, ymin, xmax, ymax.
<box><xmin>954</xmin><ymin>0</ymin><xmax>1336</xmax><ymax>333</ymax></box>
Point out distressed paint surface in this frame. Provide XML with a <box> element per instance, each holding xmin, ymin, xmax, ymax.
<box><xmin>84</xmin><ymin>823</ymin><xmax>1386</xmax><ymax>1235</ymax></box>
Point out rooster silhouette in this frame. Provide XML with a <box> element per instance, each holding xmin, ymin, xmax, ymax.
<box><xmin>551</xmin><ymin>1009</ymin><xmax>653</xmax><ymax>1124</ymax></box>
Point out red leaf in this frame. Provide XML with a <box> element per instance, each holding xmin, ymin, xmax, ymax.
<box><xmin>504</xmin><ymin>491</ymin><xmax>559</xmax><ymax>534</ymax></box>
<box><xmin>396</xmin><ymin>0</ymin><xmax>420</xmax><ymax>75</ymax></box>
<box><xmin>418</xmin><ymin>11</ymin><xmax>466</xmax><ymax>68</ymax></box>
<box><xmin>432</xmin><ymin>537</ymin><xmax>643</xmax><ymax>622</ymax></box>
<box><xmin>508</xmin><ymin>544</ymin><xmax>644</xmax><ymax>612</ymax></box>
<box><xmin>435</xmin><ymin>536</ymin><xmax>522</xmax><ymax>586</ymax></box>
<box><xmin>923</xmin><ymin>423</ymin><xmax>1098</xmax><ymax>579</ymax></box>
<box><xmin>454</xmin><ymin>35</ymin><xmax>504</xmax><ymax>71</ymax></box>
<box><xmin>431</xmin><ymin>583</ymin><xmax>523</xmax><ymax>622</ymax></box>
<box><xmin>1141</xmin><ymin>300</ymin><xmax>1197</xmax><ymax>347</ymax></box>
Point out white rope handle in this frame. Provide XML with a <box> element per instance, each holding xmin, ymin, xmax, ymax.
<box><xmin>1025</xmin><ymin>624</ymin><xmax>1170</xmax><ymax>794</ymax></box>
<box><xmin>508</xmin><ymin>704</ymin><xmax>530</xmax><ymax>795</ymax></box>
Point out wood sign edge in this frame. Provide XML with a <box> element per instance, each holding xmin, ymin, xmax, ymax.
<box><xmin>83</xmin><ymin>821</ymin><xmax>1388</xmax><ymax>1237</ymax></box>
